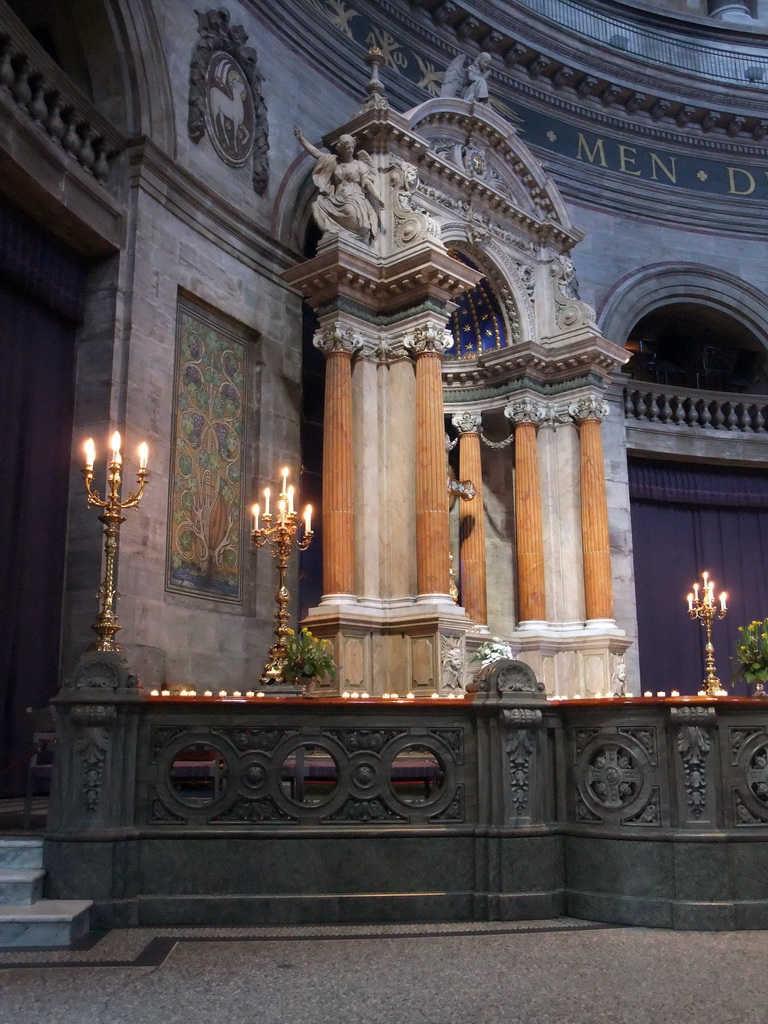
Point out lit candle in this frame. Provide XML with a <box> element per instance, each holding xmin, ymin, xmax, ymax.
<box><xmin>693</xmin><ymin>583</ymin><xmax>699</xmax><ymax>602</ymax></box>
<box><xmin>361</xmin><ymin>691</ymin><xmax>369</xmax><ymax>698</ymax></box>
<box><xmin>657</xmin><ymin>691</ymin><xmax>666</xmax><ymax>697</ymax></box>
<box><xmin>720</xmin><ymin>591</ymin><xmax>727</xmax><ymax>612</ymax></box>
<box><xmin>246</xmin><ymin>691</ymin><xmax>255</xmax><ymax>698</ymax></box>
<box><xmin>138</xmin><ymin>442</ymin><xmax>149</xmax><ymax>470</ymax></box>
<box><xmin>252</xmin><ymin>503</ymin><xmax>260</xmax><ymax>532</ymax></box>
<box><xmin>110</xmin><ymin>431</ymin><xmax>122</xmax><ymax>466</ymax></box>
<box><xmin>278</xmin><ymin>498</ymin><xmax>286</xmax><ymax>524</ymax></box>
<box><xmin>304</xmin><ymin>504</ymin><xmax>312</xmax><ymax>534</ymax></box>
<box><xmin>687</xmin><ymin>593</ymin><xmax>693</xmax><ymax>612</ymax></box>
<box><xmin>161</xmin><ymin>689</ymin><xmax>170</xmax><ymax>697</ymax></box>
<box><xmin>287</xmin><ymin>485</ymin><xmax>295</xmax><ymax>514</ymax></box>
<box><xmin>351</xmin><ymin>691</ymin><xmax>359</xmax><ymax>698</ymax></box>
<box><xmin>218</xmin><ymin>689</ymin><xmax>227</xmax><ymax>697</ymax></box>
<box><xmin>406</xmin><ymin>692</ymin><xmax>414</xmax><ymax>700</ymax></box>
<box><xmin>84</xmin><ymin>438</ymin><xmax>95</xmax><ymax>471</ymax></box>
<box><xmin>256</xmin><ymin>691</ymin><xmax>265</xmax><ymax>697</ymax></box>
<box><xmin>232</xmin><ymin>691</ymin><xmax>241</xmax><ymax>697</ymax></box>
<box><xmin>281</xmin><ymin>466</ymin><xmax>289</xmax><ymax>496</ymax></box>
<box><xmin>671</xmin><ymin>690</ymin><xmax>680</xmax><ymax>697</ymax></box>
<box><xmin>150</xmin><ymin>689</ymin><xmax>159</xmax><ymax>696</ymax></box>
<box><xmin>644</xmin><ymin>690</ymin><xmax>652</xmax><ymax>697</ymax></box>
<box><xmin>431</xmin><ymin>692</ymin><xmax>440</xmax><ymax>699</ymax></box>
<box><xmin>703</xmin><ymin>571</ymin><xmax>709</xmax><ymax>588</ymax></box>
<box><xmin>264</xmin><ymin>487</ymin><xmax>271</xmax><ymax>516</ymax></box>
<box><xmin>204</xmin><ymin>690</ymin><xmax>212</xmax><ymax>697</ymax></box>
<box><xmin>342</xmin><ymin>691</ymin><xmax>350</xmax><ymax>698</ymax></box>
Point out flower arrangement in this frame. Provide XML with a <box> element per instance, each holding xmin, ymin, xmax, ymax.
<box><xmin>735</xmin><ymin>619</ymin><xmax>768</xmax><ymax>686</ymax></box>
<box><xmin>281</xmin><ymin>628</ymin><xmax>335</xmax><ymax>682</ymax></box>
<box><xmin>472</xmin><ymin>637</ymin><xmax>514</xmax><ymax>667</ymax></box>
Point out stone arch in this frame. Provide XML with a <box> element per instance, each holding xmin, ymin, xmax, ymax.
<box><xmin>270</xmin><ymin>151</ymin><xmax>316</xmax><ymax>256</ymax></box>
<box><xmin>599</xmin><ymin>263</ymin><xmax>768</xmax><ymax>350</ymax></box>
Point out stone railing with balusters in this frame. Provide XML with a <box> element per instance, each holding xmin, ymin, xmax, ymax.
<box><xmin>624</xmin><ymin>383</ymin><xmax>768</xmax><ymax>433</ymax></box>
<box><xmin>0</xmin><ymin>3</ymin><xmax>125</xmax><ymax>185</ymax></box>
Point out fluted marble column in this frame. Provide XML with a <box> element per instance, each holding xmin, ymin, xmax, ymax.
<box><xmin>314</xmin><ymin>325</ymin><xmax>362</xmax><ymax>598</ymax></box>
<box><xmin>505</xmin><ymin>399</ymin><xmax>548</xmax><ymax>624</ymax></box>
<box><xmin>570</xmin><ymin>396</ymin><xmax>613</xmax><ymax>621</ymax></box>
<box><xmin>452</xmin><ymin>410</ymin><xmax>487</xmax><ymax>625</ymax></box>
<box><xmin>405</xmin><ymin>324</ymin><xmax>452</xmax><ymax>598</ymax></box>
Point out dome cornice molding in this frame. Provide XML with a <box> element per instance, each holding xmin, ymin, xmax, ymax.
<box><xmin>404</xmin><ymin>0</ymin><xmax>768</xmax><ymax>143</ymax></box>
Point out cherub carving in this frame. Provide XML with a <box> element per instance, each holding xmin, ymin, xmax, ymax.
<box><xmin>294</xmin><ymin>127</ymin><xmax>384</xmax><ymax>243</ymax></box>
<box><xmin>611</xmin><ymin>655</ymin><xmax>627</xmax><ymax>697</ymax></box>
<box><xmin>440</xmin><ymin>634</ymin><xmax>465</xmax><ymax>691</ymax></box>
<box><xmin>440</xmin><ymin>52</ymin><xmax>492</xmax><ymax>103</ymax></box>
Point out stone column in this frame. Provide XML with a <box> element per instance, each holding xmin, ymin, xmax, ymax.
<box><xmin>314</xmin><ymin>325</ymin><xmax>362</xmax><ymax>599</ymax></box>
<box><xmin>451</xmin><ymin>410</ymin><xmax>487</xmax><ymax>625</ymax></box>
<box><xmin>505</xmin><ymin>399</ymin><xmax>548</xmax><ymax>624</ymax></box>
<box><xmin>570</xmin><ymin>396</ymin><xmax>613</xmax><ymax>622</ymax></box>
<box><xmin>405</xmin><ymin>324</ymin><xmax>452</xmax><ymax>598</ymax></box>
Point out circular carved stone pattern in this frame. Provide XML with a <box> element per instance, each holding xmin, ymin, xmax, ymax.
<box><xmin>205</xmin><ymin>51</ymin><xmax>255</xmax><ymax>167</ymax></box>
<box><xmin>747</xmin><ymin>745</ymin><xmax>768</xmax><ymax>805</ymax></box>
<box><xmin>575</xmin><ymin>736</ymin><xmax>651</xmax><ymax>820</ymax></box>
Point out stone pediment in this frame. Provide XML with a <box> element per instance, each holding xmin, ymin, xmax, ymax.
<box><xmin>404</xmin><ymin>97</ymin><xmax>581</xmax><ymax>253</ymax></box>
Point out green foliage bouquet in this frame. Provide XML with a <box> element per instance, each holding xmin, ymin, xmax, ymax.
<box><xmin>282</xmin><ymin>628</ymin><xmax>335</xmax><ymax>682</ymax></box>
<box><xmin>735</xmin><ymin>619</ymin><xmax>768</xmax><ymax>684</ymax></box>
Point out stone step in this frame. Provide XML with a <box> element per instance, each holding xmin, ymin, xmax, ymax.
<box><xmin>0</xmin><ymin>839</ymin><xmax>43</xmax><ymax>870</ymax></box>
<box><xmin>0</xmin><ymin>900</ymin><xmax>92</xmax><ymax>948</ymax></box>
<box><xmin>0</xmin><ymin>868</ymin><xmax>46</xmax><ymax>905</ymax></box>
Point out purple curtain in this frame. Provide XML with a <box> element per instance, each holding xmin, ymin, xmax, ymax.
<box><xmin>629</xmin><ymin>458</ymin><xmax>768</xmax><ymax>696</ymax></box>
<box><xmin>0</xmin><ymin>204</ymin><xmax>84</xmax><ymax>796</ymax></box>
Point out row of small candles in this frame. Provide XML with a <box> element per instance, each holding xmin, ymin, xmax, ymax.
<box><xmin>147</xmin><ymin>689</ymin><xmax>467</xmax><ymax>699</ymax></box>
<box><xmin>549</xmin><ymin>691</ymin><xmax>681</xmax><ymax>700</ymax></box>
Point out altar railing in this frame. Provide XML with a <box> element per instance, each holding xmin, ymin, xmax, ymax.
<box><xmin>624</xmin><ymin>383</ymin><xmax>768</xmax><ymax>433</ymax></box>
<box><xmin>42</xmin><ymin>658</ymin><xmax>768</xmax><ymax>930</ymax></box>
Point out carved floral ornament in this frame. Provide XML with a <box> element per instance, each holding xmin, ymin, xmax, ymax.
<box><xmin>403</xmin><ymin>324</ymin><xmax>452</xmax><ymax>356</ymax></box>
<box><xmin>313</xmin><ymin>325</ymin><xmax>363</xmax><ymax>357</ymax></box>
<box><xmin>451</xmin><ymin>410</ymin><xmax>482</xmax><ymax>434</ymax></box>
<box><xmin>504</xmin><ymin>398</ymin><xmax>548</xmax><ymax>427</ymax></box>
<box><xmin>568</xmin><ymin>396</ymin><xmax>610</xmax><ymax>423</ymax></box>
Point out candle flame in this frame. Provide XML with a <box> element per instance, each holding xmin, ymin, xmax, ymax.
<box><xmin>138</xmin><ymin>442</ymin><xmax>149</xmax><ymax>469</ymax></box>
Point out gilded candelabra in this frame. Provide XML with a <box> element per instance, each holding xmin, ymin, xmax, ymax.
<box><xmin>687</xmin><ymin>571</ymin><xmax>727</xmax><ymax>697</ymax></box>
<box><xmin>252</xmin><ymin>468</ymin><xmax>313</xmax><ymax>686</ymax></box>
<box><xmin>82</xmin><ymin>433</ymin><xmax>149</xmax><ymax>651</ymax></box>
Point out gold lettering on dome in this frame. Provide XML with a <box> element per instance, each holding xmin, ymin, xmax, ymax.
<box><xmin>649</xmin><ymin>152</ymin><xmax>677</xmax><ymax>184</ymax></box>
<box><xmin>576</xmin><ymin>133</ymin><xmax>607</xmax><ymax>167</ymax></box>
<box><xmin>618</xmin><ymin>145</ymin><xmax>641</xmax><ymax>176</ymax></box>
<box><xmin>727</xmin><ymin>167</ymin><xmax>756</xmax><ymax>195</ymax></box>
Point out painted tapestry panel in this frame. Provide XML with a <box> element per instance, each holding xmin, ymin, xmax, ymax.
<box><xmin>166</xmin><ymin>303</ymin><xmax>246</xmax><ymax>602</ymax></box>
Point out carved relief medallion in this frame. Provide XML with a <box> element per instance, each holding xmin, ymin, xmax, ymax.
<box><xmin>205</xmin><ymin>52</ymin><xmax>255</xmax><ymax>167</ymax></box>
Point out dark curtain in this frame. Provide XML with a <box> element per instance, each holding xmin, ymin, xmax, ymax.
<box><xmin>0</xmin><ymin>203</ymin><xmax>85</xmax><ymax>796</ymax></box>
<box><xmin>629</xmin><ymin>458</ymin><xmax>768</xmax><ymax>696</ymax></box>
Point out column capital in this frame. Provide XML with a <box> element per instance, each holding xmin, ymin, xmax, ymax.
<box><xmin>569</xmin><ymin>395</ymin><xmax>610</xmax><ymax>423</ymax></box>
<box><xmin>451</xmin><ymin>410</ymin><xmax>482</xmax><ymax>435</ymax></box>
<box><xmin>313</xmin><ymin>325</ymin><xmax>364</xmax><ymax>357</ymax></box>
<box><xmin>504</xmin><ymin>398</ymin><xmax>548</xmax><ymax>427</ymax></box>
<box><xmin>403</xmin><ymin>324</ymin><xmax>452</xmax><ymax>356</ymax></box>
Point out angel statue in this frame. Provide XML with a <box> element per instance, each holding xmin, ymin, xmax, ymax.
<box><xmin>294</xmin><ymin>127</ymin><xmax>384</xmax><ymax>244</ymax></box>
<box><xmin>440</xmin><ymin>52</ymin><xmax>492</xmax><ymax>103</ymax></box>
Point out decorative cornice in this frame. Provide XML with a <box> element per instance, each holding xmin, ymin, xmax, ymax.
<box><xmin>443</xmin><ymin>372</ymin><xmax>603</xmax><ymax>404</ymax></box>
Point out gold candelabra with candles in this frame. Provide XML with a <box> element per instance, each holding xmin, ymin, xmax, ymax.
<box><xmin>252</xmin><ymin>467</ymin><xmax>313</xmax><ymax>687</ymax></box>
<box><xmin>82</xmin><ymin>432</ymin><xmax>149</xmax><ymax>651</ymax></box>
<box><xmin>687</xmin><ymin>571</ymin><xmax>727</xmax><ymax>696</ymax></box>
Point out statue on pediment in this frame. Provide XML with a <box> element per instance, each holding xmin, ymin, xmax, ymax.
<box><xmin>440</xmin><ymin>52</ymin><xmax>492</xmax><ymax>103</ymax></box>
<box><xmin>294</xmin><ymin>127</ymin><xmax>384</xmax><ymax>243</ymax></box>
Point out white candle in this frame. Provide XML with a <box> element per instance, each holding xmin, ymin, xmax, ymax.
<box><xmin>702</xmin><ymin>571</ymin><xmax>709</xmax><ymax>587</ymax></box>
<box><xmin>407</xmin><ymin>692</ymin><xmax>414</xmax><ymax>699</ymax></box>
<box><xmin>361</xmin><ymin>691</ymin><xmax>369</xmax><ymax>698</ymax></box>
<box><xmin>278</xmin><ymin>498</ymin><xmax>286</xmax><ymax>524</ymax></box>
<box><xmin>150</xmin><ymin>689</ymin><xmax>159</xmax><ymax>696</ymax></box>
<box><xmin>342</xmin><ymin>691</ymin><xmax>350</xmax><ymax>698</ymax></box>
<box><xmin>218</xmin><ymin>690</ymin><xmax>227</xmax><ymax>697</ymax></box>
<box><xmin>287</xmin><ymin>485</ymin><xmax>294</xmax><ymax>514</ymax></box>
<box><xmin>161</xmin><ymin>689</ymin><xmax>170</xmax><ymax>696</ymax></box>
<box><xmin>246</xmin><ymin>691</ymin><xmax>255</xmax><ymax>698</ymax></box>
<box><xmin>110</xmin><ymin>431</ymin><xmax>122</xmax><ymax>466</ymax></box>
<box><xmin>252</xmin><ymin>503</ymin><xmax>260</xmax><ymax>531</ymax></box>
<box><xmin>431</xmin><ymin>692</ymin><xmax>440</xmax><ymax>699</ymax></box>
<box><xmin>720</xmin><ymin>591</ymin><xmax>727</xmax><ymax>612</ymax></box>
<box><xmin>644</xmin><ymin>690</ymin><xmax>652</xmax><ymax>697</ymax></box>
<box><xmin>232</xmin><ymin>691</ymin><xmax>241</xmax><ymax>697</ymax></box>
<box><xmin>281</xmin><ymin>466</ymin><xmax>289</xmax><ymax>495</ymax></box>
<box><xmin>204</xmin><ymin>690</ymin><xmax>212</xmax><ymax>696</ymax></box>
<box><xmin>138</xmin><ymin>442</ymin><xmax>149</xmax><ymax>469</ymax></box>
<box><xmin>693</xmin><ymin>583</ymin><xmax>699</xmax><ymax>602</ymax></box>
<box><xmin>84</xmin><ymin>438</ymin><xmax>95</xmax><ymax>470</ymax></box>
<box><xmin>256</xmin><ymin>691</ymin><xmax>265</xmax><ymax>697</ymax></box>
<box><xmin>264</xmin><ymin>487</ymin><xmax>271</xmax><ymax>516</ymax></box>
<box><xmin>657</xmin><ymin>691</ymin><xmax>666</xmax><ymax>697</ymax></box>
<box><xmin>304</xmin><ymin>504</ymin><xmax>312</xmax><ymax>533</ymax></box>
<box><xmin>671</xmin><ymin>690</ymin><xmax>680</xmax><ymax>697</ymax></box>
<box><xmin>687</xmin><ymin>593</ymin><xmax>693</xmax><ymax>612</ymax></box>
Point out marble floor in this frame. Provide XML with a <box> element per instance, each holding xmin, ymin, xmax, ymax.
<box><xmin>1</xmin><ymin>918</ymin><xmax>767</xmax><ymax>1024</ymax></box>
